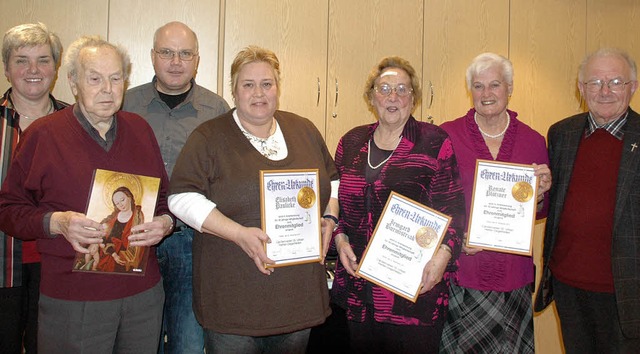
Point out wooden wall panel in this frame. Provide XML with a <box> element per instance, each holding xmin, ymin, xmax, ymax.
<box><xmin>0</xmin><ymin>0</ymin><xmax>109</xmax><ymax>103</ymax></box>
<box><xmin>4</xmin><ymin>2</ymin><xmax>640</xmax><ymax>353</ymax></box>
<box><xmin>587</xmin><ymin>0</ymin><xmax>640</xmax><ymax>110</ymax></box>
<box><xmin>222</xmin><ymin>0</ymin><xmax>329</xmax><ymax>135</ymax></box>
<box><xmin>108</xmin><ymin>0</ymin><xmax>222</xmax><ymax>94</ymax></box>
<box><xmin>424</xmin><ymin>0</ymin><xmax>509</xmax><ymax>125</ymax></box>
<box><xmin>325</xmin><ymin>0</ymin><xmax>424</xmax><ymax>154</ymax></box>
<box><xmin>510</xmin><ymin>0</ymin><xmax>586</xmax><ymax>137</ymax></box>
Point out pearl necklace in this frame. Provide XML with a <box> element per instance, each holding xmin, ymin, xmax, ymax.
<box><xmin>474</xmin><ymin>111</ymin><xmax>510</xmax><ymax>139</ymax></box>
<box><xmin>367</xmin><ymin>135</ymin><xmax>402</xmax><ymax>170</ymax></box>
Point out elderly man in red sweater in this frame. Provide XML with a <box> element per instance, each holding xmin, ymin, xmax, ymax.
<box><xmin>0</xmin><ymin>35</ymin><xmax>174</xmax><ymax>353</ymax></box>
<box><xmin>535</xmin><ymin>48</ymin><xmax>640</xmax><ymax>354</ymax></box>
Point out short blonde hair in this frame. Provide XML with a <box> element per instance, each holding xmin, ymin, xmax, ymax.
<box><xmin>230</xmin><ymin>45</ymin><xmax>281</xmax><ymax>99</ymax></box>
<box><xmin>363</xmin><ymin>56</ymin><xmax>421</xmax><ymax>113</ymax></box>
<box><xmin>2</xmin><ymin>22</ymin><xmax>63</xmax><ymax>67</ymax></box>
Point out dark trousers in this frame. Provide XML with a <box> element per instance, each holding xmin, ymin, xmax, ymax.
<box><xmin>0</xmin><ymin>262</ymin><xmax>40</xmax><ymax>354</ymax></box>
<box><xmin>553</xmin><ymin>277</ymin><xmax>640</xmax><ymax>354</ymax></box>
<box><xmin>38</xmin><ymin>281</ymin><xmax>164</xmax><ymax>354</ymax></box>
<box><xmin>156</xmin><ymin>227</ymin><xmax>204</xmax><ymax>354</ymax></box>
<box><xmin>22</xmin><ymin>263</ymin><xmax>40</xmax><ymax>354</ymax></box>
<box><xmin>0</xmin><ymin>286</ymin><xmax>23</xmax><ymax>354</ymax></box>
<box><xmin>205</xmin><ymin>328</ymin><xmax>310</xmax><ymax>354</ymax></box>
<box><xmin>348</xmin><ymin>306</ymin><xmax>444</xmax><ymax>354</ymax></box>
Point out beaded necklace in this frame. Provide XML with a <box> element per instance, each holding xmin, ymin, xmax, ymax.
<box><xmin>474</xmin><ymin>111</ymin><xmax>510</xmax><ymax>139</ymax></box>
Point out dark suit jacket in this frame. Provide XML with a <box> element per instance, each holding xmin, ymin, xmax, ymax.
<box><xmin>535</xmin><ymin>108</ymin><xmax>640</xmax><ymax>339</ymax></box>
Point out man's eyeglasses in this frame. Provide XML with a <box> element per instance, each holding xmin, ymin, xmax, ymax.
<box><xmin>153</xmin><ymin>49</ymin><xmax>197</xmax><ymax>61</ymax></box>
<box><xmin>583</xmin><ymin>78</ymin><xmax>632</xmax><ymax>93</ymax></box>
<box><xmin>373</xmin><ymin>83</ymin><xmax>413</xmax><ymax>97</ymax></box>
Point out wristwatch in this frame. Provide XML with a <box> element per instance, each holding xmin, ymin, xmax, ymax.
<box><xmin>322</xmin><ymin>214</ymin><xmax>339</xmax><ymax>231</ymax></box>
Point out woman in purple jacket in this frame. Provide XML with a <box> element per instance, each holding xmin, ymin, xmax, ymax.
<box><xmin>331</xmin><ymin>56</ymin><xmax>466</xmax><ymax>353</ymax></box>
<box><xmin>438</xmin><ymin>52</ymin><xmax>552</xmax><ymax>354</ymax></box>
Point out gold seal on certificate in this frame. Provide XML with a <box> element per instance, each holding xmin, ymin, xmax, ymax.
<box><xmin>415</xmin><ymin>226</ymin><xmax>437</xmax><ymax>249</ymax></box>
<box><xmin>467</xmin><ymin>160</ymin><xmax>538</xmax><ymax>256</ymax></box>
<box><xmin>512</xmin><ymin>181</ymin><xmax>534</xmax><ymax>202</ymax></box>
<box><xmin>260</xmin><ymin>169</ymin><xmax>322</xmax><ymax>267</ymax></box>
<box><xmin>297</xmin><ymin>186</ymin><xmax>316</xmax><ymax>209</ymax></box>
<box><xmin>356</xmin><ymin>192</ymin><xmax>452</xmax><ymax>303</ymax></box>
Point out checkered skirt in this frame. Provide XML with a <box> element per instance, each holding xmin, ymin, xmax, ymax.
<box><xmin>439</xmin><ymin>283</ymin><xmax>534</xmax><ymax>353</ymax></box>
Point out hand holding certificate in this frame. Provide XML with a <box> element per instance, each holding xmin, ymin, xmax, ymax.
<box><xmin>466</xmin><ymin>160</ymin><xmax>538</xmax><ymax>255</ymax></box>
<box><xmin>356</xmin><ymin>192</ymin><xmax>452</xmax><ymax>302</ymax></box>
<box><xmin>260</xmin><ymin>169</ymin><xmax>322</xmax><ymax>267</ymax></box>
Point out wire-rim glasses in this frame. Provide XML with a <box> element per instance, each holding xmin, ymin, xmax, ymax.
<box><xmin>583</xmin><ymin>78</ymin><xmax>632</xmax><ymax>93</ymax></box>
<box><xmin>153</xmin><ymin>49</ymin><xmax>197</xmax><ymax>61</ymax></box>
<box><xmin>373</xmin><ymin>83</ymin><xmax>413</xmax><ymax>97</ymax></box>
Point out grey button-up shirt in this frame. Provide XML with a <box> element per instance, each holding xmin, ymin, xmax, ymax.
<box><xmin>122</xmin><ymin>77</ymin><xmax>230</xmax><ymax>177</ymax></box>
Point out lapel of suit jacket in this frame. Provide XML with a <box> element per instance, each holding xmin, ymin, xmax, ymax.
<box><xmin>614</xmin><ymin>109</ymin><xmax>640</xmax><ymax>225</ymax></box>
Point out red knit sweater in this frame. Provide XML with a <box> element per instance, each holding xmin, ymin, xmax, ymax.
<box><xmin>0</xmin><ymin>106</ymin><xmax>170</xmax><ymax>301</ymax></box>
<box><xmin>550</xmin><ymin>129</ymin><xmax>622</xmax><ymax>293</ymax></box>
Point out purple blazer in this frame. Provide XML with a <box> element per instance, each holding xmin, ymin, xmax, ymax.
<box><xmin>441</xmin><ymin>108</ymin><xmax>549</xmax><ymax>292</ymax></box>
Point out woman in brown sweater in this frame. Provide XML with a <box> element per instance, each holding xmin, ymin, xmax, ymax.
<box><xmin>168</xmin><ymin>45</ymin><xmax>339</xmax><ymax>354</ymax></box>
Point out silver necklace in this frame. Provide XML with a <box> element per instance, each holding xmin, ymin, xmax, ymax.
<box><xmin>474</xmin><ymin>111</ymin><xmax>510</xmax><ymax>139</ymax></box>
<box><xmin>367</xmin><ymin>135</ymin><xmax>402</xmax><ymax>169</ymax></box>
<box><xmin>16</xmin><ymin>100</ymin><xmax>54</xmax><ymax>121</ymax></box>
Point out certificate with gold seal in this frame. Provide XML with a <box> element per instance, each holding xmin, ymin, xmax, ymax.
<box><xmin>356</xmin><ymin>192</ymin><xmax>452</xmax><ymax>302</ymax></box>
<box><xmin>467</xmin><ymin>160</ymin><xmax>538</xmax><ymax>256</ymax></box>
<box><xmin>260</xmin><ymin>169</ymin><xmax>321</xmax><ymax>267</ymax></box>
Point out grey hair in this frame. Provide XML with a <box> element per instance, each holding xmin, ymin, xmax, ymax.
<box><xmin>63</xmin><ymin>35</ymin><xmax>131</xmax><ymax>82</ymax></box>
<box><xmin>363</xmin><ymin>56</ymin><xmax>422</xmax><ymax>114</ymax></box>
<box><xmin>578</xmin><ymin>47</ymin><xmax>637</xmax><ymax>82</ymax></box>
<box><xmin>2</xmin><ymin>22</ymin><xmax>63</xmax><ymax>67</ymax></box>
<box><xmin>466</xmin><ymin>52</ymin><xmax>514</xmax><ymax>89</ymax></box>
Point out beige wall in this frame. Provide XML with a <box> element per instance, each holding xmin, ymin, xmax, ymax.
<box><xmin>1</xmin><ymin>0</ymin><xmax>108</xmax><ymax>102</ymax></box>
<box><xmin>3</xmin><ymin>1</ymin><xmax>640</xmax><ymax>353</ymax></box>
<box><xmin>0</xmin><ymin>0</ymin><xmax>222</xmax><ymax>103</ymax></box>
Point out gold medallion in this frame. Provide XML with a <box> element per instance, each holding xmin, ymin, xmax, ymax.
<box><xmin>512</xmin><ymin>181</ymin><xmax>534</xmax><ymax>203</ymax></box>
<box><xmin>415</xmin><ymin>226</ymin><xmax>437</xmax><ymax>249</ymax></box>
<box><xmin>297</xmin><ymin>186</ymin><xmax>316</xmax><ymax>209</ymax></box>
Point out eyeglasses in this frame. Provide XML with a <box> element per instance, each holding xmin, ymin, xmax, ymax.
<box><xmin>153</xmin><ymin>49</ymin><xmax>197</xmax><ymax>61</ymax></box>
<box><xmin>373</xmin><ymin>83</ymin><xmax>413</xmax><ymax>97</ymax></box>
<box><xmin>583</xmin><ymin>78</ymin><xmax>632</xmax><ymax>93</ymax></box>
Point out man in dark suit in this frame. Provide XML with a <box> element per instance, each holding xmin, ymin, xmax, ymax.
<box><xmin>535</xmin><ymin>48</ymin><xmax>640</xmax><ymax>353</ymax></box>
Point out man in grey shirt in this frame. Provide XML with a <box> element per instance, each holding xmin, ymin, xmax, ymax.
<box><xmin>123</xmin><ymin>21</ymin><xmax>229</xmax><ymax>354</ymax></box>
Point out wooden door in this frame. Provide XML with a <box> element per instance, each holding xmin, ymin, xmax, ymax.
<box><xmin>587</xmin><ymin>0</ymin><xmax>640</xmax><ymax>109</ymax></box>
<box><xmin>324</xmin><ymin>0</ymin><xmax>424</xmax><ymax>155</ymax></box>
<box><xmin>221</xmin><ymin>0</ymin><xmax>329</xmax><ymax>134</ymax></box>
<box><xmin>510</xmin><ymin>3</ymin><xmax>586</xmax><ymax>353</ymax></box>
<box><xmin>423</xmin><ymin>0</ymin><xmax>509</xmax><ymax>125</ymax></box>
<box><xmin>510</xmin><ymin>0</ymin><xmax>586</xmax><ymax>136</ymax></box>
<box><xmin>109</xmin><ymin>0</ymin><xmax>223</xmax><ymax>95</ymax></box>
<box><xmin>0</xmin><ymin>0</ymin><xmax>110</xmax><ymax>103</ymax></box>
